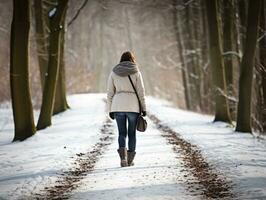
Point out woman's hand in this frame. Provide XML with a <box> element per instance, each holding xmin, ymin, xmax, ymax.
<box><xmin>109</xmin><ymin>112</ymin><xmax>114</xmax><ymax>120</ymax></box>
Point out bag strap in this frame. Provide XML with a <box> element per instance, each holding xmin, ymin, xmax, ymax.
<box><xmin>128</xmin><ymin>75</ymin><xmax>142</xmax><ymax>114</ymax></box>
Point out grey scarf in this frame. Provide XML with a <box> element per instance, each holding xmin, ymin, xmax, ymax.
<box><xmin>113</xmin><ymin>61</ymin><xmax>138</xmax><ymax>76</ymax></box>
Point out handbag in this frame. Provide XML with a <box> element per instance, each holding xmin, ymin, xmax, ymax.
<box><xmin>128</xmin><ymin>75</ymin><xmax>147</xmax><ymax>132</ymax></box>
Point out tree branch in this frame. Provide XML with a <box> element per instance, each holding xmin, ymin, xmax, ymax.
<box><xmin>67</xmin><ymin>0</ymin><xmax>88</xmax><ymax>27</ymax></box>
<box><xmin>222</xmin><ymin>51</ymin><xmax>242</xmax><ymax>58</ymax></box>
<box><xmin>0</xmin><ymin>26</ymin><xmax>8</xmax><ymax>34</ymax></box>
<box><xmin>257</xmin><ymin>31</ymin><xmax>266</xmax><ymax>42</ymax></box>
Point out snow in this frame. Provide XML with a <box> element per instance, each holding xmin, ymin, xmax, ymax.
<box><xmin>0</xmin><ymin>93</ymin><xmax>266</xmax><ymax>199</ymax></box>
<box><xmin>48</xmin><ymin>7</ymin><xmax>57</xmax><ymax>18</ymax></box>
<box><xmin>148</xmin><ymin>96</ymin><xmax>266</xmax><ymax>199</ymax></box>
<box><xmin>71</xmin><ymin>117</ymin><xmax>192</xmax><ymax>200</ymax></box>
<box><xmin>0</xmin><ymin>93</ymin><xmax>106</xmax><ymax>199</ymax></box>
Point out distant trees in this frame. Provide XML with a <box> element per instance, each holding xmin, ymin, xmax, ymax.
<box><xmin>10</xmin><ymin>0</ymin><xmax>36</xmax><ymax>141</ymax></box>
<box><xmin>174</xmin><ymin>0</ymin><xmax>264</xmax><ymax>133</ymax></box>
<box><xmin>6</xmin><ymin>0</ymin><xmax>266</xmax><ymax>140</ymax></box>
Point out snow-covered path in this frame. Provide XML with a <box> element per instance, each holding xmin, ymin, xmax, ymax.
<box><xmin>71</xmin><ymin>118</ymin><xmax>192</xmax><ymax>200</ymax></box>
<box><xmin>1</xmin><ymin>93</ymin><xmax>266</xmax><ymax>200</ymax></box>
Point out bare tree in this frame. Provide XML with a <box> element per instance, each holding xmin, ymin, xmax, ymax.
<box><xmin>182</xmin><ymin>0</ymin><xmax>202</xmax><ymax>110</ymax></box>
<box><xmin>200</xmin><ymin>0</ymin><xmax>212</xmax><ymax>113</ymax></box>
<box><xmin>10</xmin><ymin>0</ymin><xmax>36</xmax><ymax>141</ymax></box>
<box><xmin>37</xmin><ymin>0</ymin><xmax>69</xmax><ymax>130</ymax></box>
<box><xmin>34</xmin><ymin>0</ymin><xmax>50</xmax><ymax>90</ymax></box>
<box><xmin>206</xmin><ymin>0</ymin><xmax>231</xmax><ymax>123</ymax></box>
<box><xmin>34</xmin><ymin>0</ymin><xmax>69</xmax><ymax>115</ymax></box>
<box><xmin>259</xmin><ymin>1</ymin><xmax>266</xmax><ymax>133</ymax></box>
<box><xmin>173</xmin><ymin>0</ymin><xmax>191</xmax><ymax>109</ymax></box>
<box><xmin>53</xmin><ymin>21</ymin><xmax>70</xmax><ymax>115</ymax></box>
<box><xmin>238</xmin><ymin>0</ymin><xmax>248</xmax><ymax>50</ymax></box>
<box><xmin>236</xmin><ymin>0</ymin><xmax>261</xmax><ymax>132</ymax></box>
<box><xmin>222</xmin><ymin>0</ymin><xmax>236</xmax><ymax>118</ymax></box>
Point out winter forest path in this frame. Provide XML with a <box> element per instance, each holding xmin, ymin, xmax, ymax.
<box><xmin>2</xmin><ymin>94</ymin><xmax>266</xmax><ymax>199</ymax></box>
<box><xmin>71</xmin><ymin>114</ymin><xmax>234</xmax><ymax>200</ymax></box>
<box><xmin>33</xmin><ymin>109</ymin><xmax>234</xmax><ymax>199</ymax></box>
<box><xmin>70</xmin><ymin>117</ymin><xmax>190</xmax><ymax>200</ymax></box>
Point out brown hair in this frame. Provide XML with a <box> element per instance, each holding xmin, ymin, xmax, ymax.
<box><xmin>120</xmin><ymin>51</ymin><xmax>136</xmax><ymax>63</ymax></box>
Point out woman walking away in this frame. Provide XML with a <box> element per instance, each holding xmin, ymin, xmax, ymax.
<box><xmin>107</xmin><ymin>51</ymin><xmax>146</xmax><ymax>167</ymax></box>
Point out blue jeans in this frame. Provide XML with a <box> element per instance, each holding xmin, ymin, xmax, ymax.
<box><xmin>114</xmin><ymin>112</ymin><xmax>139</xmax><ymax>152</ymax></box>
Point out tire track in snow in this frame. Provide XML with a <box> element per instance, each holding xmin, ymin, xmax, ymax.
<box><xmin>148</xmin><ymin>113</ymin><xmax>235</xmax><ymax>199</ymax></box>
<box><xmin>31</xmin><ymin>118</ymin><xmax>115</xmax><ymax>200</ymax></box>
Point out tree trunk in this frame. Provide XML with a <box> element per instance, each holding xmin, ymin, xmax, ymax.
<box><xmin>53</xmin><ymin>24</ymin><xmax>70</xmax><ymax>115</ymax></box>
<box><xmin>236</xmin><ymin>0</ymin><xmax>261</xmax><ymax>133</ymax></box>
<box><xmin>206</xmin><ymin>0</ymin><xmax>231</xmax><ymax>123</ymax></box>
<box><xmin>222</xmin><ymin>0</ymin><xmax>235</xmax><ymax>118</ymax></box>
<box><xmin>191</xmin><ymin>1</ymin><xmax>203</xmax><ymax>110</ymax></box>
<box><xmin>173</xmin><ymin>0</ymin><xmax>191</xmax><ymax>110</ymax></box>
<box><xmin>183</xmin><ymin>0</ymin><xmax>200</xmax><ymax>111</ymax></box>
<box><xmin>34</xmin><ymin>0</ymin><xmax>69</xmax><ymax>115</ymax></box>
<box><xmin>34</xmin><ymin>0</ymin><xmax>50</xmax><ymax>90</ymax></box>
<box><xmin>10</xmin><ymin>0</ymin><xmax>36</xmax><ymax>141</ymax></box>
<box><xmin>37</xmin><ymin>0</ymin><xmax>69</xmax><ymax>130</ymax></box>
<box><xmin>238</xmin><ymin>0</ymin><xmax>248</xmax><ymax>50</ymax></box>
<box><xmin>201</xmin><ymin>0</ymin><xmax>212</xmax><ymax>113</ymax></box>
<box><xmin>222</xmin><ymin>0</ymin><xmax>234</xmax><ymax>92</ymax></box>
<box><xmin>259</xmin><ymin>2</ymin><xmax>266</xmax><ymax>133</ymax></box>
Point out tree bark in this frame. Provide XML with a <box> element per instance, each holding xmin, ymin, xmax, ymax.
<box><xmin>259</xmin><ymin>1</ymin><xmax>266</xmax><ymax>133</ymax></box>
<box><xmin>34</xmin><ymin>0</ymin><xmax>69</xmax><ymax>115</ymax></box>
<box><xmin>238</xmin><ymin>0</ymin><xmax>248</xmax><ymax>49</ymax></box>
<box><xmin>201</xmin><ymin>0</ymin><xmax>212</xmax><ymax>113</ymax></box>
<box><xmin>222</xmin><ymin>0</ymin><xmax>234</xmax><ymax>92</ymax></box>
<box><xmin>184</xmin><ymin>1</ymin><xmax>202</xmax><ymax>111</ymax></box>
<box><xmin>236</xmin><ymin>0</ymin><xmax>261</xmax><ymax>133</ymax></box>
<box><xmin>206</xmin><ymin>0</ymin><xmax>231</xmax><ymax>123</ymax></box>
<box><xmin>53</xmin><ymin>24</ymin><xmax>70</xmax><ymax>115</ymax></box>
<box><xmin>34</xmin><ymin>0</ymin><xmax>50</xmax><ymax>90</ymax></box>
<box><xmin>191</xmin><ymin>1</ymin><xmax>203</xmax><ymax>110</ymax></box>
<box><xmin>222</xmin><ymin>0</ymin><xmax>236</xmax><ymax>118</ymax></box>
<box><xmin>10</xmin><ymin>0</ymin><xmax>36</xmax><ymax>141</ymax></box>
<box><xmin>37</xmin><ymin>0</ymin><xmax>69</xmax><ymax>130</ymax></box>
<box><xmin>173</xmin><ymin>0</ymin><xmax>191</xmax><ymax>110</ymax></box>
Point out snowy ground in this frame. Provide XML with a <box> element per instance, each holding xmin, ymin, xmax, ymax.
<box><xmin>0</xmin><ymin>93</ymin><xmax>266</xmax><ymax>200</ymax></box>
<box><xmin>71</xmin><ymin>117</ymin><xmax>192</xmax><ymax>200</ymax></box>
<box><xmin>148</xmin><ymin>97</ymin><xmax>266</xmax><ymax>199</ymax></box>
<box><xmin>0</xmin><ymin>94</ymin><xmax>106</xmax><ymax>199</ymax></box>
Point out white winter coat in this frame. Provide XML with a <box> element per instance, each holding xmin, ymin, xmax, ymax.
<box><xmin>107</xmin><ymin>67</ymin><xmax>146</xmax><ymax>113</ymax></box>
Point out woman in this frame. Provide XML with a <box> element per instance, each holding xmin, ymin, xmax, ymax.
<box><xmin>107</xmin><ymin>51</ymin><xmax>146</xmax><ymax>167</ymax></box>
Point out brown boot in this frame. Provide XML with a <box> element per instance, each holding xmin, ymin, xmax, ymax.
<box><xmin>117</xmin><ymin>148</ymin><xmax>128</xmax><ymax>167</ymax></box>
<box><xmin>127</xmin><ymin>151</ymin><xmax>136</xmax><ymax>166</ymax></box>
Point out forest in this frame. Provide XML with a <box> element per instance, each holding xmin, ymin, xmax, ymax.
<box><xmin>1</xmin><ymin>0</ymin><xmax>264</xmax><ymax>140</ymax></box>
<box><xmin>0</xmin><ymin>0</ymin><xmax>266</xmax><ymax>199</ymax></box>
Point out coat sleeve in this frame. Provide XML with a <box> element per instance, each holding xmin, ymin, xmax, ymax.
<box><xmin>107</xmin><ymin>72</ymin><xmax>115</xmax><ymax>112</ymax></box>
<box><xmin>136</xmin><ymin>72</ymin><xmax>147</xmax><ymax>112</ymax></box>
